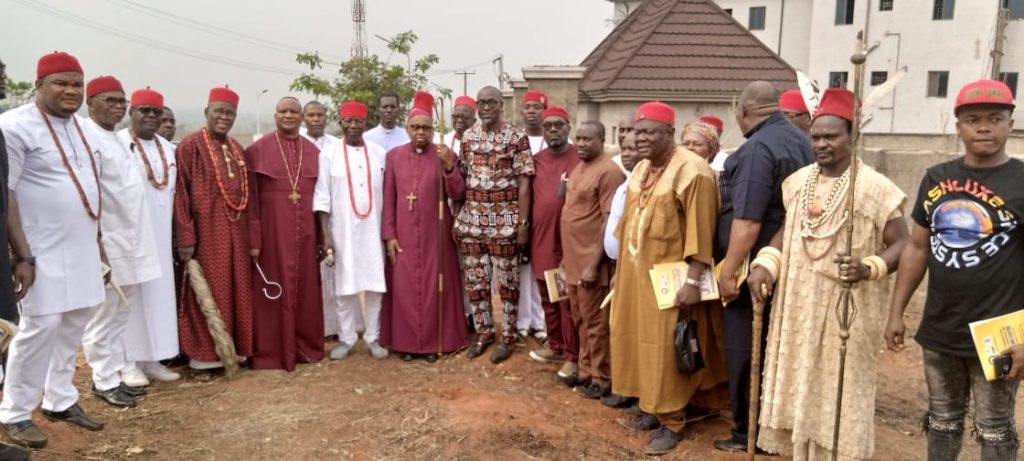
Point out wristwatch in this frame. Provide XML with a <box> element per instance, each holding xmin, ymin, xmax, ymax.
<box><xmin>14</xmin><ymin>255</ymin><xmax>36</xmax><ymax>267</ymax></box>
<box><xmin>684</xmin><ymin>277</ymin><xmax>700</xmax><ymax>288</ymax></box>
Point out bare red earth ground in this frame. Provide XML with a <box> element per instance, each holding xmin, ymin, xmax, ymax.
<box><xmin>19</xmin><ymin>293</ymin><xmax>1024</xmax><ymax>461</ymax></box>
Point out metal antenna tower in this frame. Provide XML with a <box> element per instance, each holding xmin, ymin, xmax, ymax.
<box><xmin>352</xmin><ymin>0</ymin><xmax>368</xmax><ymax>58</ymax></box>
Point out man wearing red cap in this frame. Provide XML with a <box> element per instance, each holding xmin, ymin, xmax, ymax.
<box><xmin>0</xmin><ymin>51</ymin><xmax>106</xmax><ymax>448</ymax></box>
<box><xmin>747</xmin><ymin>88</ymin><xmax>909</xmax><ymax>460</ymax></box>
<box><xmin>380</xmin><ymin>92</ymin><xmax>469</xmax><ymax>362</ymax></box>
<box><xmin>525</xmin><ymin>106</ymin><xmax>581</xmax><ymax>382</ymax></box>
<box><xmin>562</xmin><ymin>120</ymin><xmax>625</xmax><ymax>401</ymax></box>
<box><xmin>245</xmin><ymin>97</ymin><xmax>324</xmax><ymax>371</ymax></box>
<box><xmin>886</xmin><ymin>79</ymin><xmax>1022</xmax><ymax>460</ymax></box>
<box><xmin>116</xmin><ymin>88</ymin><xmax>181</xmax><ymax>386</ymax></box>
<box><xmin>82</xmin><ymin>76</ymin><xmax>161</xmax><ymax>408</ymax></box>
<box><xmin>779</xmin><ymin>89</ymin><xmax>811</xmax><ymax>135</ymax></box>
<box><xmin>610</xmin><ymin>101</ymin><xmax>723</xmax><ymax>455</ymax></box>
<box><xmin>516</xmin><ymin>90</ymin><xmax>549</xmax><ymax>343</ymax></box>
<box><xmin>437</xmin><ymin>96</ymin><xmax>476</xmax><ymax>158</ymax></box>
<box><xmin>315</xmin><ymin>101</ymin><xmax>388</xmax><ymax>360</ymax></box>
<box><xmin>697</xmin><ymin>115</ymin><xmax>730</xmax><ymax>174</ymax></box>
<box><xmin>456</xmin><ymin>85</ymin><xmax>534</xmax><ymax>363</ymax></box>
<box><xmin>173</xmin><ymin>86</ymin><xmax>254</xmax><ymax>373</ymax></box>
<box><xmin>714</xmin><ymin>81</ymin><xmax>813</xmax><ymax>453</ymax></box>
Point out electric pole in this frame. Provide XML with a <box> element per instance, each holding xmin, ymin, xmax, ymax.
<box><xmin>455</xmin><ymin>70</ymin><xmax>476</xmax><ymax>96</ymax></box>
<box><xmin>352</xmin><ymin>0</ymin><xmax>368</xmax><ymax>58</ymax></box>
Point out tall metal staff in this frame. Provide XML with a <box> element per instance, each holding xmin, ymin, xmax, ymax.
<box><xmin>830</xmin><ymin>30</ymin><xmax>868</xmax><ymax>461</ymax></box>
<box><xmin>434</xmin><ymin>96</ymin><xmax>448</xmax><ymax>356</ymax></box>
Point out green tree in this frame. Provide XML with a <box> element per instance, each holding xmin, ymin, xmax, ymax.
<box><xmin>290</xmin><ymin>31</ymin><xmax>448</xmax><ymax>127</ymax></box>
<box><xmin>1</xmin><ymin>80</ymin><xmax>35</xmax><ymax>111</ymax></box>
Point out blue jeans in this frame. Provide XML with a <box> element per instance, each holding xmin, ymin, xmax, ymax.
<box><xmin>922</xmin><ymin>348</ymin><xmax>1019</xmax><ymax>461</ymax></box>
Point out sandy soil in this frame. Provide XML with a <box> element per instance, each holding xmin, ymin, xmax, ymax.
<box><xmin>19</xmin><ymin>296</ymin><xmax>1024</xmax><ymax>461</ymax></box>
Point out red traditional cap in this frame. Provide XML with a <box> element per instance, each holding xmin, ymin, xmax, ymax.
<box><xmin>86</xmin><ymin>76</ymin><xmax>124</xmax><ymax>98</ymax></box>
<box><xmin>541</xmin><ymin>105</ymin><xmax>569</xmax><ymax>122</ymax></box>
<box><xmin>340</xmin><ymin>101</ymin><xmax>368</xmax><ymax>120</ymax></box>
<box><xmin>37</xmin><ymin>51</ymin><xmax>83</xmax><ymax>79</ymax></box>
<box><xmin>697</xmin><ymin>115</ymin><xmax>723</xmax><ymax>135</ymax></box>
<box><xmin>522</xmin><ymin>91</ymin><xmax>548</xmax><ymax>107</ymax></box>
<box><xmin>409</xmin><ymin>91</ymin><xmax>434</xmax><ymax>120</ymax></box>
<box><xmin>813</xmin><ymin>88</ymin><xmax>855</xmax><ymax>123</ymax></box>
<box><xmin>955</xmin><ymin>79</ymin><xmax>1016</xmax><ymax>114</ymax></box>
<box><xmin>635</xmin><ymin>101</ymin><xmax>675</xmax><ymax>126</ymax></box>
<box><xmin>208</xmin><ymin>86</ymin><xmax>239</xmax><ymax>106</ymax></box>
<box><xmin>454</xmin><ymin>95</ymin><xmax>477</xmax><ymax>111</ymax></box>
<box><xmin>779</xmin><ymin>89</ymin><xmax>809</xmax><ymax>113</ymax></box>
<box><xmin>407</xmin><ymin>108</ymin><xmax>432</xmax><ymax>120</ymax></box>
<box><xmin>130</xmin><ymin>87</ymin><xmax>163</xmax><ymax>108</ymax></box>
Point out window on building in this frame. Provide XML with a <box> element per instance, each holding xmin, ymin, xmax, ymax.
<box><xmin>1005</xmin><ymin>0</ymin><xmax>1024</xmax><ymax>20</ymax></box>
<box><xmin>724</xmin><ymin>8</ymin><xmax>733</xmax><ymax>16</ymax></box>
<box><xmin>749</xmin><ymin>6</ymin><xmax>766</xmax><ymax>30</ymax></box>
<box><xmin>871</xmin><ymin>71</ymin><xmax>889</xmax><ymax>86</ymax></box>
<box><xmin>932</xmin><ymin>0</ymin><xmax>954</xmax><ymax>20</ymax></box>
<box><xmin>927</xmin><ymin>71</ymin><xmax>950</xmax><ymax>97</ymax></box>
<box><xmin>835</xmin><ymin>0</ymin><xmax>855</xmax><ymax>24</ymax></box>
<box><xmin>829</xmin><ymin>72</ymin><xmax>849</xmax><ymax>89</ymax></box>
<box><xmin>1000</xmin><ymin>72</ymin><xmax>1019</xmax><ymax>98</ymax></box>
<box><xmin>880</xmin><ymin>0</ymin><xmax>894</xmax><ymax>11</ymax></box>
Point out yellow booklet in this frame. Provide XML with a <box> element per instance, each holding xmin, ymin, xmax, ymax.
<box><xmin>649</xmin><ymin>262</ymin><xmax>719</xmax><ymax>310</ymax></box>
<box><xmin>543</xmin><ymin>268</ymin><xmax>570</xmax><ymax>303</ymax></box>
<box><xmin>969</xmin><ymin>308</ymin><xmax>1024</xmax><ymax>381</ymax></box>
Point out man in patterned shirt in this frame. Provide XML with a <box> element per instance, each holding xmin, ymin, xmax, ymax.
<box><xmin>455</xmin><ymin>86</ymin><xmax>534</xmax><ymax>364</ymax></box>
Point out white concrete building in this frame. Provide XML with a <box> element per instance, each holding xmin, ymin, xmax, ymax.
<box><xmin>608</xmin><ymin>0</ymin><xmax>1023</xmax><ymax>134</ymax></box>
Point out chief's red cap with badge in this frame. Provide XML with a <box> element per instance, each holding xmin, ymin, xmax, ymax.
<box><xmin>209</xmin><ymin>86</ymin><xmax>239</xmax><ymax>106</ymax></box>
<box><xmin>86</xmin><ymin>76</ymin><xmax>124</xmax><ymax>98</ymax></box>
<box><xmin>779</xmin><ymin>89</ymin><xmax>809</xmax><ymax>113</ymax></box>
<box><xmin>454</xmin><ymin>95</ymin><xmax>477</xmax><ymax>111</ymax></box>
<box><xmin>542</xmin><ymin>106</ymin><xmax>569</xmax><ymax>122</ymax></box>
<box><xmin>635</xmin><ymin>101</ymin><xmax>675</xmax><ymax>126</ymax></box>
<box><xmin>340</xmin><ymin>101</ymin><xmax>368</xmax><ymax>120</ymax></box>
<box><xmin>697</xmin><ymin>115</ymin><xmax>723</xmax><ymax>135</ymax></box>
<box><xmin>954</xmin><ymin>79</ymin><xmax>1015</xmax><ymax>115</ymax></box>
<box><xmin>37</xmin><ymin>51</ymin><xmax>83</xmax><ymax>79</ymax></box>
<box><xmin>522</xmin><ymin>91</ymin><xmax>548</xmax><ymax>107</ymax></box>
<box><xmin>813</xmin><ymin>88</ymin><xmax>855</xmax><ymax>123</ymax></box>
<box><xmin>131</xmin><ymin>87</ymin><xmax>164</xmax><ymax>108</ymax></box>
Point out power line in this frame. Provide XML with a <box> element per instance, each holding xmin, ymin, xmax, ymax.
<box><xmin>106</xmin><ymin>0</ymin><xmax>346</xmax><ymax>65</ymax></box>
<box><xmin>11</xmin><ymin>0</ymin><xmax>333</xmax><ymax>78</ymax></box>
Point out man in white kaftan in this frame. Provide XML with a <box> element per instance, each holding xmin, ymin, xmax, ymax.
<box><xmin>81</xmin><ymin>77</ymin><xmax>161</xmax><ymax>408</ymax></box>
<box><xmin>0</xmin><ymin>52</ymin><xmax>106</xmax><ymax>448</ymax></box>
<box><xmin>314</xmin><ymin>101</ymin><xmax>388</xmax><ymax>360</ymax></box>
<box><xmin>116</xmin><ymin>88</ymin><xmax>180</xmax><ymax>387</ymax></box>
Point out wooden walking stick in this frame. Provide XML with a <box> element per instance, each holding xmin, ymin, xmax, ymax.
<box><xmin>748</xmin><ymin>283</ymin><xmax>768</xmax><ymax>460</ymax></box>
<box><xmin>435</xmin><ymin>96</ymin><xmax>448</xmax><ymax>356</ymax></box>
<box><xmin>830</xmin><ymin>30</ymin><xmax>869</xmax><ymax>461</ymax></box>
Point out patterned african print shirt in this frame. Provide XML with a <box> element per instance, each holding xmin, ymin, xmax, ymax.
<box><xmin>456</xmin><ymin>122</ymin><xmax>534</xmax><ymax>240</ymax></box>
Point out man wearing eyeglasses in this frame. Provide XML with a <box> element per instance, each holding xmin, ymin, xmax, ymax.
<box><xmin>82</xmin><ymin>77</ymin><xmax>161</xmax><ymax>409</ymax></box>
<box><xmin>779</xmin><ymin>90</ymin><xmax>811</xmax><ymax>135</ymax></box>
<box><xmin>455</xmin><ymin>86</ymin><xmax>534</xmax><ymax>364</ymax></box>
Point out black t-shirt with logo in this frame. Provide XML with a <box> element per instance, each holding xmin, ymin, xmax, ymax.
<box><xmin>912</xmin><ymin>157</ymin><xmax>1024</xmax><ymax>357</ymax></box>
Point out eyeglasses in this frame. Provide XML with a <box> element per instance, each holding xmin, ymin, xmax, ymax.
<box><xmin>542</xmin><ymin>121</ymin><xmax>567</xmax><ymax>130</ymax></box>
<box><xmin>136</xmin><ymin>107</ymin><xmax>164</xmax><ymax>116</ymax></box>
<box><xmin>634</xmin><ymin>128</ymin><xmax>666</xmax><ymax>138</ymax></box>
<box><xmin>98</xmin><ymin>96</ymin><xmax>128</xmax><ymax>107</ymax></box>
<box><xmin>408</xmin><ymin>124</ymin><xmax>433</xmax><ymax>132</ymax></box>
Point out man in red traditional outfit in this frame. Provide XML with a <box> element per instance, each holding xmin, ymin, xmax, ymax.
<box><xmin>381</xmin><ymin>92</ymin><xmax>469</xmax><ymax>362</ymax></box>
<box><xmin>173</xmin><ymin>86</ymin><xmax>253</xmax><ymax>373</ymax></box>
<box><xmin>526</xmin><ymin>106</ymin><xmax>580</xmax><ymax>387</ymax></box>
<box><xmin>246</xmin><ymin>97</ymin><xmax>323</xmax><ymax>371</ymax></box>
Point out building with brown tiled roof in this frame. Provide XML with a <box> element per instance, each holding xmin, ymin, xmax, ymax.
<box><xmin>514</xmin><ymin>0</ymin><xmax>798</xmax><ymax>148</ymax></box>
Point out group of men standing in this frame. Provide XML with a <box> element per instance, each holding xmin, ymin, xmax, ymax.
<box><xmin>0</xmin><ymin>48</ymin><xmax>1021</xmax><ymax>461</ymax></box>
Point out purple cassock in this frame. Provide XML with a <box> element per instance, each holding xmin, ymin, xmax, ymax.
<box><xmin>380</xmin><ymin>142</ymin><xmax>470</xmax><ymax>354</ymax></box>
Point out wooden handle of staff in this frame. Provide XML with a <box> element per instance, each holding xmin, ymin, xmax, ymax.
<box><xmin>748</xmin><ymin>284</ymin><xmax>768</xmax><ymax>459</ymax></box>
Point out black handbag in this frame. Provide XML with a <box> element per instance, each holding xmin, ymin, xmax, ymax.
<box><xmin>674</xmin><ymin>312</ymin><xmax>704</xmax><ymax>375</ymax></box>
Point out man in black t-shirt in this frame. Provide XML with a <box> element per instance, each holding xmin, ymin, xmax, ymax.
<box><xmin>886</xmin><ymin>79</ymin><xmax>1020</xmax><ymax>461</ymax></box>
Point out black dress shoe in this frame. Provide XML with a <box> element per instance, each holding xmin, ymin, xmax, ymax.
<box><xmin>600</xmin><ymin>393</ymin><xmax>637</xmax><ymax>409</ymax></box>
<box><xmin>0</xmin><ymin>443</ymin><xmax>31</xmax><ymax>461</ymax></box>
<box><xmin>119</xmin><ymin>382</ymin><xmax>147</xmax><ymax>397</ymax></box>
<box><xmin>92</xmin><ymin>385</ymin><xmax>136</xmax><ymax>408</ymax></box>
<box><xmin>466</xmin><ymin>340</ymin><xmax>492</xmax><ymax>359</ymax></box>
<box><xmin>490</xmin><ymin>341</ymin><xmax>514</xmax><ymax>364</ymax></box>
<box><xmin>400</xmin><ymin>354</ymin><xmax>416</xmax><ymax>362</ymax></box>
<box><xmin>712</xmin><ymin>438</ymin><xmax>747</xmax><ymax>453</ymax></box>
<box><xmin>424</xmin><ymin>354</ymin><xmax>438</xmax><ymax>363</ymax></box>
<box><xmin>1</xmin><ymin>421</ymin><xmax>46</xmax><ymax>448</ymax></box>
<box><xmin>41</xmin><ymin>403</ymin><xmax>104</xmax><ymax>431</ymax></box>
<box><xmin>576</xmin><ymin>382</ymin><xmax>609</xmax><ymax>399</ymax></box>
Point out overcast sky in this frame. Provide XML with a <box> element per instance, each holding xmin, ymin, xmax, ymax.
<box><xmin>1</xmin><ymin>0</ymin><xmax>614</xmax><ymax>132</ymax></box>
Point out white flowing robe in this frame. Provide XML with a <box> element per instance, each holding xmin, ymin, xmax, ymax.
<box><xmin>0</xmin><ymin>105</ymin><xmax>104</xmax><ymax>315</ymax></box>
<box><xmin>313</xmin><ymin>140</ymin><xmax>387</xmax><ymax>296</ymax></box>
<box><xmin>116</xmin><ymin>129</ymin><xmax>180</xmax><ymax>361</ymax></box>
